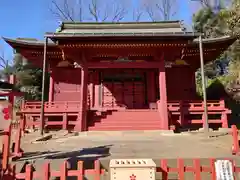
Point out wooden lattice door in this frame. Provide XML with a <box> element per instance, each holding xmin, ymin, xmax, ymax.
<box><xmin>102</xmin><ymin>69</ymin><xmax>146</xmax><ymax>109</ymax></box>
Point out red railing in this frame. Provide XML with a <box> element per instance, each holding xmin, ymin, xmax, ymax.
<box><xmin>167</xmin><ymin>100</ymin><xmax>226</xmax><ymax>112</ymax></box>
<box><xmin>21</xmin><ymin>101</ymin><xmax>81</xmax><ymax>113</ymax></box>
<box><xmin>19</xmin><ymin>100</ymin><xmax>231</xmax><ymax>129</ymax></box>
<box><xmin>21</xmin><ymin>100</ymin><xmax>228</xmax><ymax>113</ymax></box>
<box><xmin>1</xmin><ymin>158</ymin><xmax>240</xmax><ymax>180</ymax></box>
<box><xmin>162</xmin><ymin>100</ymin><xmax>230</xmax><ymax>127</ymax></box>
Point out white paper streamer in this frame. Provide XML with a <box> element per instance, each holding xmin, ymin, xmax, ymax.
<box><xmin>215</xmin><ymin>160</ymin><xmax>234</xmax><ymax>180</ymax></box>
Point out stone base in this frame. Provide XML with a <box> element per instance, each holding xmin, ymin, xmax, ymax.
<box><xmin>198</xmin><ymin>128</ymin><xmax>214</xmax><ymax>132</ymax></box>
<box><xmin>218</xmin><ymin>128</ymin><xmax>231</xmax><ymax>133</ymax></box>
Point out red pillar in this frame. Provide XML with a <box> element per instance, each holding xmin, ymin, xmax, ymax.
<box><xmin>48</xmin><ymin>72</ymin><xmax>54</xmax><ymax>102</ymax></box>
<box><xmin>159</xmin><ymin>55</ymin><xmax>169</xmax><ymax>130</ymax></box>
<box><xmin>75</xmin><ymin>66</ymin><xmax>88</xmax><ymax>131</ymax></box>
<box><xmin>94</xmin><ymin>71</ymin><xmax>99</xmax><ymax>108</ymax></box>
<box><xmin>89</xmin><ymin>72</ymin><xmax>94</xmax><ymax>108</ymax></box>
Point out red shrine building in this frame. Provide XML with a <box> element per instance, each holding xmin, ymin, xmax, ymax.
<box><xmin>3</xmin><ymin>21</ymin><xmax>236</xmax><ymax>131</ymax></box>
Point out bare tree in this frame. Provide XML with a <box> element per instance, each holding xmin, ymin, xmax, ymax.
<box><xmin>0</xmin><ymin>48</ymin><xmax>12</xmax><ymax>75</ymax></box>
<box><xmin>133</xmin><ymin>8</ymin><xmax>143</xmax><ymax>22</ymax></box>
<box><xmin>50</xmin><ymin>0</ymin><xmax>127</xmax><ymax>22</ymax></box>
<box><xmin>142</xmin><ymin>0</ymin><xmax>178</xmax><ymax>21</ymax></box>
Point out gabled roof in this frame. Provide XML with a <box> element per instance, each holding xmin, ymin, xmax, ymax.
<box><xmin>57</xmin><ymin>20</ymin><xmax>186</xmax><ymax>33</ymax></box>
<box><xmin>45</xmin><ymin>21</ymin><xmax>202</xmax><ymax>39</ymax></box>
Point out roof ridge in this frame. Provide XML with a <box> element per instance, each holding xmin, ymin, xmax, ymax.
<box><xmin>60</xmin><ymin>20</ymin><xmax>182</xmax><ymax>25</ymax></box>
<box><xmin>58</xmin><ymin>21</ymin><xmax>184</xmax><ymax>32</ymax></box>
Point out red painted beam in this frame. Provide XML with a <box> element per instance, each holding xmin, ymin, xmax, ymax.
<box><xmin>87</xmin><ymin>62</ymin><xmax>161</xmax><ymax>69</ymax></box>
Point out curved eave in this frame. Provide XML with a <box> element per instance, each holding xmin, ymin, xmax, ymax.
<box><xmin>3</xmin><ymin>37</ymin><xmax>62</xmax><ymax>62</ymax></box>
<box><xmin>183</xmin><ymin>36</ymin><xmax>237</xmax><ymax>62</ymax></box>
<box><xmin>2</xmin><ymin>37</ymin><xmax>58</xmax><ymax>51</ymax></box>
<box><xmin>191</xmin><ymin>35</ymin><xmax>237</xmax><ymax>46</ymax></box>
<box><xmin>46</xmin><ymin>32</ymin><xmax>201</xmax><ymax>43</ymax></box>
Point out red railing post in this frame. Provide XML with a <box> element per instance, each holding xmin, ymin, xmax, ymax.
<box><xmin>25</xmin><ymin>164</ymin><xmax>33</xmax><ymax>180</ymax></box>
<box><xmin>94</xmin><ymin>160</ymin><xmax>101</xmax><ymax>180</ymax></box>
<box><xmin>60</xmin><ymin>161</ymin><xmax>68</xmax><ymax>180</ymax></box>
<box><xmin>193</xmin><ymin>159</ymin><xmax>201</xmax><ymax>180</ymax></box>
<box><xmin>161</xmin><ymin>159</ymin><xmax>168</xmax><ymax>180</ymax></box>
<box><xmin>2</xmin><ymin>125</ymin><xmax>11</xmax><ymax>170</ymax></box>
<box><xmin>232</xmin><ymin>125</ymin><xmax>239</xmax><ymax>155</ymax></box>
<box><xmin>177</xmin><ymin>159</ymin><xmax>185</xmax><ymax>180</ymax></box>
<box><xmin>77</xmin><ymin>161</ymin><xmax>84</xmax><ymax>180</ymax></box>
<box><xmin>43</xmin><ymin>162</ymin><xmax>50</xmax><ymax>180</ymax></box>
<box><xmin>209</xmin><ymin>158</ymin><xmax>216</xmax><ymax>180</ymax></box>
<box><xmin>13</xmin><ymin>124</ymin><xmax>22</xmax><ymax>158</ymax></box>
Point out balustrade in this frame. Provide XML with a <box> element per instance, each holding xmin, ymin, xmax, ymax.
<box><xmin>22</xmin><ymin>101</ymin><xmax>81</xmax><ymax>113</ymax></box>
<box><xmin>21</xmin><ymin>100</ymin><xmax>227</xmax><ymax>113</ymax></box>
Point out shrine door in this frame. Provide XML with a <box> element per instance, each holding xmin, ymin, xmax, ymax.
<box><xmin>102</xmin><ymin>69</ymin><xmax>146</xmax><ymax>109</ymax></box>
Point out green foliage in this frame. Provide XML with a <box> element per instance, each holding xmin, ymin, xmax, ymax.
<box><xmin>12</xmin><ymin>53</ymin><xmax>47</xmax><ymax>101</ymax></box>
<box><xmin>196</xmin><ymin>73</ymin><xmax>228</xmax><ymax>97</ymax></box>
<box><xmin>193</xmin><ymin>1</ymin><xmax>240</xmax><ymax>100</ymax></box>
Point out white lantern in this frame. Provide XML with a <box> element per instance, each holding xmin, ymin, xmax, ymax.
<box><xmin>0</xmin><ymin>103</ymin><xmax>12</xmax><ymax>131</ymax></box>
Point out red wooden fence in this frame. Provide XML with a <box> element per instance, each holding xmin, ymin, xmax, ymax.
<box><xmin>1</xmin><ymin>123</ymin><xmax>23</xmax><ymax>170</ymax></box>
<box><xmin>1</xmin><ymin>158</ymin><xmax>239</xmax><ymax>180</ymax></box>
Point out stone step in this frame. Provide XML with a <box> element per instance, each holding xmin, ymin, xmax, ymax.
<box><xmin>88</xmin><ymin>126</ymin><xmax>161</xmax><ymax>131</ymax></box>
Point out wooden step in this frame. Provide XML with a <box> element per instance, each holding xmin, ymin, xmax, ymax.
<box><xmin>101</xmin><ymin>111</ymin><xmax>160</xmax><ymax>121</ymax></box>
<box><xmin>89</xmin><ymin>110</ymin><xmax>162</xmax><ymax>131</ymax></box>
<box><xmin>100</xmin><ymin>117</ymin><xmax>160</xmax><ymax>121</ymax></box>
<box><xmin>94</xmin><ymin>121</ymin><xmax>160</xmax><ymax>126</ymax></box>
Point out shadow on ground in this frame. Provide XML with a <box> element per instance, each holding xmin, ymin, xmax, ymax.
<box><xmin>17</xmin><ymin>145</ymin><xmax>111</xmax><ymax>180</ymax></box>
<box><xmin>17</xmin><ymin>145</ymin><xmax>111</xmax><ymax>161</ymax></box>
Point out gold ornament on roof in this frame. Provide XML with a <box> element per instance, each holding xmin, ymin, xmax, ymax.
<box><xmin>175</xmin><ymin>59</ymin><xmax>189</xmax><ymax>65</ymax></box>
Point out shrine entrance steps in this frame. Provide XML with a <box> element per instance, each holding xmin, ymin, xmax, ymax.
<box><xmin>88</xmin><ymin>109</ymin><xmax>161</xmax><ymax>131</ymax></box>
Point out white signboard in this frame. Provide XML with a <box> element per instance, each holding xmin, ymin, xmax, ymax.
<box><xmin>215</xmin><ymin>160</ymin><xmax>234</xmax><ymax>180</ymax></box>
<box><xmin>110</xmin><ymin>159</ymin><xmax>156</xmax><ymax>180</ymax></box>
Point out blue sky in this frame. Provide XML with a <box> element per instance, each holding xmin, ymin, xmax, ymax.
<box><xmin>0</xmin><ymin>0</ymin><xmax>197</xmax><ymax>61</ymax></box>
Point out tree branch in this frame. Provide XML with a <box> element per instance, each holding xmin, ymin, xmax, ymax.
<box><xmin>50</xmin><ymin>0</ymin><xmax>126</xmax><ymax>22</ymax></box>
<box><xmin>63</xmin><ymin>0</ymin><xmax>74</xmax><ymax>21</ymax></box>
<box><xmin>143</xmin><ymin>0</ymin><xmax>177</xmax><ymax>21</ymax></box>
<box><xmin>133</xmin><ymin>9</ymin><xmax>143</xmax><ymax>22</ymax></box>
<box><xmin>51</xmin><ymin>0</ymin><xmax>72</xmax><ymax>21</ymax></box>
<box><xmin>111</xmin><ymin>4</ymin><xmax>127</xmax><ymax>22</ymax></box>
<box><xmin>144</xmin><ymin>4</ymin><xmax>156</xmax><ymax>21</ymax></box>
<box><xmin>89</xmin><ymin>0</ymin><xmax>99</xmax><ymax>22</ymax></box>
